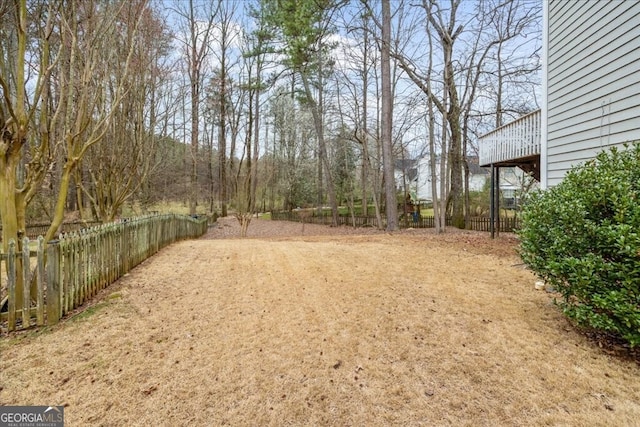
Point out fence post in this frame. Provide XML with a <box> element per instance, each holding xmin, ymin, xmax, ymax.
<box><xmin>7</xmin><ymin>240</ymin><xmax>16</xmax><ymax>331</ymax></box>
<box><xmin>47</xmin><ymin>240</ymin><xmax>61</xmax><ymax>326</ymax></box>
<box><xmin>37</xmin><ymin>237</ymin><xmax>45</xmax><ymax>325</ymax></box>
<box><xmin>21</xmin><ymin>235</ymin><xmax>30</xmax><ymax>327</ymax></box>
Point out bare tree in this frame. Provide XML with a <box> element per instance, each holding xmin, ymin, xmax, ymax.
<box><xmin>1</xmin><ymin>0</ymin><xmax>55</xmax><ymax>252</ymax></box>
<box><xmin>207</xmin><ymin>0</ymin><xmax>242</xmax><ymax>218</ymax></box>
<box><xmin>387</xmin><ymin>0</ymin><xmax>539</xmax><ymax>229</ymax></box>
<box><xmin>349</xmin><ymin>0</ymin><xmax>410</xmax><ymax>229</ymax></box>
<box><xmin>233</xmin><ymin>3</ymin><xmax>270</xmax><ymax>237</ymax></box>
<box><xmin>356</xmin><ymin>20</ymin><xmax>383</xmax><ymax>225</ymax></box>
<box><xmin>172</xmin><ymin>0</ymin><xmax>218</xmax><ymax>216</ymax></box>
<box><xmin>485</xmin><ymin>0</ymin><xmax>541</xmax><ymax>128</ymax></box>
<box><xmin>82</xmin><ymin>5</ymin><xmax>173</xmax><ymax>221</ymax></box>
<box><xmin>33</xmin><ymin>0</ymin><xmax>145</xmax><ymax>229</ymax></box>
<box><xmin>380</xmin><ymin>0</ymin><xmax>398</xmax><ymax>231</ymax></box>
<box><xmin>0</xmin><ymin>0</ymin><xmax>148</xmax><ymax>309</ymax></box>
<box><xmin>267</xmin><ymin>84</ymin><xmax>316</xmax><ymax>211</ymax></box>
<box><xmin>262</xmin><ymin>0</ymin><xmax>343</xmax><ymax>226</ymax></box>
<box><xmin>456</xmin><ymin>0</ymin><xmax>539</xmax><ymax>225</ymax></box>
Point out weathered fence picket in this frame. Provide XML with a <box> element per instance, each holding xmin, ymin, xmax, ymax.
<box><xmin>21</xmin><ymin>237</ymin><xmax>30</xmax><ymax>327</ymax></box>
<box><xmin>7</xmin><ymin>240</ymin><xmax>16</xmax><ymax>330</ymax></box>
<box><xmin>37</xmin><ymin>237</ymin><xmax>45</xmax><ymax>326</ymax></box>
<box><xmin>1</xmin><ymin>214</ymin><xmax>208</xmax><ymax>332</ymax></box>
<box><xmin>0</xmin><ymin>221</ymin><xmax>103</xmax><ymax>242</ymax></box>
<box><xmin>47</xmin><ymin>240</ymin><xmax>61</xmax><ymax>325</ymax></box>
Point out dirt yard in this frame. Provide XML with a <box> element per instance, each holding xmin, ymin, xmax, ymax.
<box><xmin>1</xmin><ymin>217</ymin><xmax>639</xmax><ymax>426</ymax></box>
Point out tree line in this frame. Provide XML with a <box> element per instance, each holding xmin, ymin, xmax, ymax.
<box><xmin>1</xmin><ymin>0</ymin><xmax>541</xmax><ymax>244</ymax></box>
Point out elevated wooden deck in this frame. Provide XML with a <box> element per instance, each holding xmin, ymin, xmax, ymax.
<box><xmin>479</xmin><ymin>109</ymin><xmax>541</xmax><ymax>180</ymax></box>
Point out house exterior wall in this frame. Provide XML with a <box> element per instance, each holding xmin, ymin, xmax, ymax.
<box><xmin>395</xmin><ymin>157</ymin><xmax>439</xmax><ymax>203</ymax></box>
<box><xmin>395</xmin><ymin>157</ymin><xmax>489</xmax><ymax>204</ymax></box>
<box><xmin>414</xmin><ymin>158</ymin><xmax>437</xmax><ymax>202</ymax></box>
<box><xmin>544</xmin><ymin>0</ymin><xmax>640</xmax><ymax>187</ymax></box>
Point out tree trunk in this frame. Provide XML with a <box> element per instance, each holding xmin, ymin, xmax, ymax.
<box><xmin>251</xmin><ymin>73</ymin><xmax>261</xmax><ymax>214</ymax></box>
<box><xmin>381</xmin><ymin>0</ymin><xmax>398</xmax><ymax>231</ymax></box>
<box><xmin>300</xmin><ymin>74</ymin><xmax>338</xmax><ymax>226</ymax></box>
<box><xmin>448</xmin><ymin>114</ymin><xmax>465</xmax><ymax>229</ymax></box>
<box><xmin>361</xmin><ymin>27</ymin><xmax>369</xmax><ymax>218</ymax></box>
<box><xmin>317</xmin><ymin>146</ymin><xmax>323</xmax><ymax>216</ymax></box>
<box><xmin>0</xmin><ymin>153</ymin><xmax>26</xmax><ymax>308</ymax></box>
<box><xmin>219</xmin><ymin>70</ymin><xmax>228</xmax><ymax>218</ymax></box>
<box><xmin>190</xmin><ymin>74</ymin><xmax>199</xmax><ymax>216</ymax></box>
<box><xmin>238</xmin><ymin>213</ymin><xmax>252</xmax><ymax>237</ymax></box>
<box><xmin>207</xmin><ymin>122</ymin><xmax>215</xmax><ymax>213</ymax></box>
<box><xmin>439</xmin><ymin>110</ymin><xmax>449</xmax><ymax>231</ymax></box>
<box><xmin>44</xmin><ymin>162</ymin><xmax>76</xmax><ymax>243</ymax></box>
<box><xmin>443</xmin><ymin>31</ymin><xmax>465</xmax><ymax>229</ymax></box>
<box><xmin>428</xmin><ymin>95</ymin><xmax>442</xmax><ymax>233</ymax></box>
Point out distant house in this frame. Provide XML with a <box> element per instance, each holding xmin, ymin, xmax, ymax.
<box><xmin>394</xmin><ymin>156</ymin><xmax>491</xmax><ymax>204</ymax></box>
<box><xmin>479</xmin><ymin>0</ymin><xmax>640</xmax><ymax>189</ymax></box>
<box><xmin>467</xmin><ymin>158</ymin><xmax>491</xmax><ymax>193</ymax></box>
<box><xmin>498</xmin><ymin>167</ymin><xmax>534</xmax><ymax>210</ymax></box>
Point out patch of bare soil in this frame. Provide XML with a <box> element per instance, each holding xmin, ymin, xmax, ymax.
<box><xmin>1</xmin><ymin>217</ymin><xmax>639</xmax><ymax>426</ymax></box>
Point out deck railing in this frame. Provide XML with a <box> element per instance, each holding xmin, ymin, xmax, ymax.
<box><xmin>479</xmin><ymin>109</ymin><xmax>541</xmax><ymax>166</ymax></box>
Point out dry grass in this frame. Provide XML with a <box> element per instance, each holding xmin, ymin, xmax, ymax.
<box><xmin>1</xmin><ymin>219</ymin><xmax>639</xmax><ymax>426</ymax></box>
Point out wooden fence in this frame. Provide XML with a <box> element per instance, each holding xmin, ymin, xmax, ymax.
<box><xmin>1</xmin><ymin>214</ymin><xmax>208</xmax><ymax>332</ymax></box>
<box><xmin>271</xmin><ymin>211</ymin><xmax>521</xmax><ymax>232</ymax></box>
<box><xmin>0</xmin><ymin>221</ymin><xmax>103</xmax><ymax>242</ymax></box>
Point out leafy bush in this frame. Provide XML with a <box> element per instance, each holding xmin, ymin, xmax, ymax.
<box><xmin>518</xmin><ymin>143</ymin><xmax>640</xmax><ymax>347</ymax></box>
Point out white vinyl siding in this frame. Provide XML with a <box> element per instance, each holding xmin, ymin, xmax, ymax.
<box><xmin>546</xmin><ymin>0</ymin><xmax>640</xmax><ymax>187</ymax></box>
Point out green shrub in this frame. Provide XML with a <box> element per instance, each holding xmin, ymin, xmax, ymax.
<box><xmin>518</xmin><ymin>143</ymin><xmax>640</xmax><ymax>347</ymax></box>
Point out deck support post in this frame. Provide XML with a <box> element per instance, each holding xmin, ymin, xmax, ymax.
<box><xmin>490</xmin><ymin>165</ymin><xmax>501</xmax><ymax>238</ymax></box>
